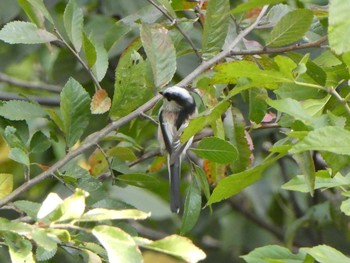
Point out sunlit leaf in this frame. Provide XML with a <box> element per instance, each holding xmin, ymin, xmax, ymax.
<box><xmin>5</xmin><ymin>235</ymin><xmax>35</xmax><ymax>263</ymax></box>
<box><xmin>9</xmin><ymin>147</ymin><xmax>29</xmax><ymax>165</ymax></box>
<box><xmin>90</xmin><ymin>89</ymin><xmax>111</xmax><ymax>114</ymax></box>
<box><xmin>92</xmin><ymin>225</ymin><xmax>142</xmax><ymax>263</ymax></box>
<box><xmin>77</xmin><ymin>208</ymin><xmax>150</xmax><ymax>222</ymax></box>
<box><xmin>231</xmin><ymin>0</ymin><xmax>285</xmax><ymax>14</ymax></box>
<box><xmin>0</xmin><ymin>100</ymin><xmax>46</xmax><ymax>121</ymax></box>
<box><xmin>241</xmin><ymin>245</ymin><xmax>306</xmax><ymax>262</ymax></box>
<box><xmin>301</xmin><ymin>245</ymin><xmax>350</xmax><ymax>263</ymax></box>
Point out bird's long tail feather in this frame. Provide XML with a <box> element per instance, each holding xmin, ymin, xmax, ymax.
<box><xmin>169</xmin><ymin>157</ymin><xmax>181</xmax><ymax>213</ymax></box>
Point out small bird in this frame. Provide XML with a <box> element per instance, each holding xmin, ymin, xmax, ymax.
<box><xmin>158</xmin><ymin>86</ymin><xmax>197</xmax><ymax>213</ymax></box>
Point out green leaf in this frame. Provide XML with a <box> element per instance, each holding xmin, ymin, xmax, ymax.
<box><xmin>241</xmin><ymin>245</ymin><xmax>306</xmax><ymax>262</ymax></box>
<box><xmin>31</xmin><ymin>229</ymin><xmax>57</xmax><ymax>252</ymax></box>
<box><xmin>180</xmin><ymin>179</ymin><xmax>202</xmax><ymax>234</ymax></box>
<box><xmin>0</xmin><ymin>100</ymin><xmax>47</xmax><ymax>120</ymax></box>
<box><xmin>266</xmin><ymin>9</ymin><xmax>314</xmax><ymax>47</ymax></box>
<box><xmin>301</xmin><ymin>245</ymin><xmax>350</xmax><ymax>263</ymax></box>
<box><xmin>9</xmin><ymin>147</ymin><xmax>29</xmax><ymax>165</ymax></box>
<box><xmin>91</xmin><ymin>38</ymin><xmax>108</xmax><ymax>82</ymax></box>
<box><xmin>37</xmin><ymin>192</ymin><xmax>63</xmax><ymax>220</ymax></box>
<box><xmin>140</xmin><ymin>23</ymin><xmax>176</xmax><ymax>88</ymax></box>
<box><xmin>290</xmin><ymin>126</ymin><xmax>350</xmax><ymax>155</ymax></box>
<box><xmin>329</xmin><ymin>0</ymin><xmax>350</xmax><ymax>54</ymax></box>
<box><xmin>0</xmin><ymin>219</ymin><xmax>32</xmax><ymax>234</ymax></box>
<box><xmin>0</xmin><ymin>173</ymin><xmax>13</xmax><ymax>199</ymax></box>
<box><xmin>30</xmin><ymin>131</ymin><xmax>51</xmax><ymax>153</ymax></box>
<box><xmin>267</xmin><ymin>98</ymin><xmax>313</xmax><ymax>124</ymax></box>
<box><xmin>60</xmin><ymin>78</ymin><xmax>90</xmax><ymax>147</ymax></box>
<box><xmin>208</xmin><ymin>154</ymin><xmax>282</xmax><ymax>205</ymax></box>
<box><xmin>107</xmin><ymin>146</ymin><xmax>137</xmax><ymax>161</ymax></box>
<box><xmin>0</xmin><ymin>21</ymin><xmax>57</xmax><ymax>44</ymax></box>
<box><xmin>231</xmin><ymin>0</ymin><xmax>286</xmax><ymax>14</ymax></box>
<box><xmin>116</xmin><ymin>173</ymin><xmax>160</xmax><ymax>188</ymax></box>
<box><xmin>292</xmin><ymin>152</ymin><xmax>316</xmax><ymax>196</ymax></box>
<box><xmin>202</xmin><ymin>0</ymin><xmax>230</xmax><ymax>59</ymax></box>
<box><xmin>340</xmin><ymin>198</ymin><xmax>350</xmax><ymax>216</ymax></box>
<box><xmin>92</xmin><ymin>225</ymin><xmax>142</xmax><ymax>263</ymax></box>
<box><xmin>140</xmin><ymin>235</ymin><xmax>206</xmax><ymax>263</ymax></box>
<box><xmin>212</xmin><ymin>60</ymin><xmax>293</xmax><ymax>87</ymax></box>
<box><xmin>77</xmin><ymin>208</ymin><xmax>150</xmax><ymax>222</ymax></box>
<box><xmin>282</xmin><ymin>171</ymin><xmax>350</xmax><ymax>193</ymax></box>
<box><xmin>192</xmin><ymin>137</ymin><xmax>237</xmax><ymax>164</ymax></box>
<box><xmin>82</xmin><ymin>32</ymin><xmax>97</xmax><ymax>68</ymax></box>
<box><xmin>83</xmin><ymin>249</ymin><xmax>102</xmax><ymax>263</ymax></box>
<box><xmin>249</xmin><ymin>88</ymin><xmax>268</xmax><ymax>123</ymax></box>
<box><xmin>17</xmin><ymin>0</ymin><xmax>54</xmax><ymax>26</ymax></box>
<box><xmin>14</xmin><ymin>200</ymin><xmax>41</xmax><ymax>219</ymax></box>
<box><xmin>36</xmin><ymin>245</ymin><xmax>57</xmax><ymax>261</ymax></box>
<box><xmin>3</xmin><ymin>126</ymin><xmax>27</xmax><ymax>152</ymax></box>
<box><xmin>110</xmin><ymin>40</ymin><xmax>152</xmax><ymax>119</ymax></box>
<box><xmin>63</xmin><ymin>0</ymin><xmax>83</xmax><ymax>52</ymax></box>
<box><xmin>181</xmin><ymin>101</ymin><xmax>230</xmax><ymax>142</ymax></box>
<box><xmin>5</xmin><ymin>235</ymin><xmax>35</xmax><ymax>263</ymax></box>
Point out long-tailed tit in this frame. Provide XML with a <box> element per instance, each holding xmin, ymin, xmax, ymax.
<box><xmin>158</xmin><ymin>86</ymin><xmax>197</xmax><ymax>213</ymax></box>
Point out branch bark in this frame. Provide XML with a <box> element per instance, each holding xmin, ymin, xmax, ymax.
<box><xmin>0</xmin><ymin>6</ymin><xmax>269</xmax><ymax>207</ymax></box>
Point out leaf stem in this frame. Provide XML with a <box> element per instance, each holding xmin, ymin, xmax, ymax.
<box><xmin>327</xmin><ymin>87</ymin><xmax>350</xmax><ymax>116</ymax></box>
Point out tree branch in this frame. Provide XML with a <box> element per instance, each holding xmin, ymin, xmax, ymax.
<box><xmin>0</xmin><ymin>92</ymin><xmax>60</xmax><ymax>106</ymax></box>
<box><xmin>229</xmin><ymin>36</ymin><xmax>328</xmax><ymax>56</ymax></box>
<box><xmin>0</xmin><ymin>6</ymin><xmax>269</xmax><ymax>207</ymax></box>
<box><xmin>0</xmin><ymin>72</ymin><xmax>61</xmax><ymax>93</ymax></box>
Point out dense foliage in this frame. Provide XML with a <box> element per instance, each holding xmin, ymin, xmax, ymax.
<box><xmin>0</xmin><ymin>0</ymin><xmax>350</xmax><ymax>262</ymax></box>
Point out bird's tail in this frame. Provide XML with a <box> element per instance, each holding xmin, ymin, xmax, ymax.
<box><xmin>169</xmin><ymin>157</ymin><xmax>181</xmax><ymax>213</ymax></box>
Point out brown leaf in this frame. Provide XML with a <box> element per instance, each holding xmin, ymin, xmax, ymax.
<box><xmin>90</xmin><ymin>89</ymin><xmax>111</xmax><ymax>114</ymax></box>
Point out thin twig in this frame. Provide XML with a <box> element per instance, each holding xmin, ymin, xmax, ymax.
<box><xmin>146</xmin><ymin>0</ymin><xmax>201</xmax><ymax>59</ymax></box>
<box><xmin>55</xmin><ymin>29</ymin><xmax>103</xmax><ymax>90</ymax></box>
<box><xmin>327</xmin><ymin>87</ymin><xmax>350</xmax><ymax>116</ymax></box>
<box><xmin>0</xmin><ymin>73</ymin><xmax>61</xmax><ymax>93</ymax></box>
<box><xmin>229</xmin><ymin>36</ymin><xmax>328</xmax><ymax>56</ymax></box>
<box><xmin>0</xmin><ymin>92</ymin><xmax>60</xmax><ymax>106</ymax></box>
<box><xmin>0</xmin><ymin>7</ymin><xmax>269</xmax><ymax>207</ymax></box>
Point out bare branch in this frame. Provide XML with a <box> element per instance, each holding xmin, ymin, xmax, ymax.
<box><xmin>229</xmin><ymin>36</ymin><xmax>328</xmax><ymax>56</ymax></box>
<box><xmin>0</xmin><ymin>92</ymin><xmax>60</xmax><ymax>106</ymax></box>
<box><xmin>0</xmin><ymin>72</ymin><xmax>61</xmax><ymax>93</ymax></box>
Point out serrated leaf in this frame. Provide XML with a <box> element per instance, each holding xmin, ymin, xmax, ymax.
<box><xmin>249</xmin><ymin>88</ymin><xmax>268</xmax><ymax>123</ymax></box>
<box><xmin>329</xmin><ymin>0</ymin><xmax>350</xmax><ymax>54</ymax></box>
<box><xmin>208</xmin><ymin>154</ymin><xmax>282</xmax><ymax>205</ymax></box>
<box><xmin>202</xmin><ymin>0</ymin><xmax>230</xmax><ymax>59</ymax></box>
<box><xmin>116</xmin><ymin>173</ymin><xmax>159</xmax><ymax>188</ymax></box>
<box><xmin>301</xmin><ymin>245</ymin><xmax>350</xmax><ymax>263</ymax></box>
<box><xmin>107</xmin><ymin>146</ymin><xmax>137</xmax><ymax>161</ymax></box>
<box><xmin>180</xmin><ymin>179</ymin><xmax>201</xmax><ymax>234</ymax></box>
<box><xmin>37</xmin><ymin>193</ymin><xmax>63</xmax><ymax>220</ymax></box>
<box><xmin>3</xmin><ymin>126</ymin><xmax>27</xmax><ymax>152</ymax></box>
<box><xmin>290</xmin><ymin>126</ymin><xmax>350</xmax><ymax>155</ymax></box>
<box><xmin>36</xmin><ymin>246</ymin><xmax>57</xmax><ymax>262</ymax></box>
<box><xmin>83</xmin><ymin>32</ymin><xmax>97</xmax><ymax>68</ymax></box>
<box><xmin>212</xmin><ymin>60</ymin><xmax>293</xmax><ymax>87</ymax></box>
<box><xmin>17</xmin><ymin>0</ymin><xmax>54</xmax><ymax>26</ymax></box>
<box><xmin>110</xmin><ymin>40</ymin><xmax>152</xmax><ymax>119</ymax></box>
<box><xmin>92</xmin><ymin>225</ymin><xmax>142</xmax><ymax>263</ymax></box>
<box><xmin>9</xmin><ymin>147</ymin><xmax>29</xmax><ymax>165</ymax></box>
<box><xmin>0</xmin><ymin>100</ymin><xmax>46</xmax><ymax>120</ymax></box>
<box><xmin>192</xmin><ymin>137</ymin><xmax>237</xmax><ymax>164</ymax></box>
<box><xmin>60</xmin><ymin>78</ymin><xmax>90</xmax><ymax>147</ymax></box>
<box><xmin>231</xmin><ymin>0</ymin><xmax>285</xmax><ymax>14</ymax></box>
<box><xmin>266</xmin><ymin>9</ymin><xmax>314</xmax><ymax>47</ymax></box>
<box><xmin>31</xmin><ymin>229</ymin><xmax>57</xmax><ymax>251</ymax></box>
<box><xmin>0</xmin><ymin>21</ymin><xmax>57</xmax><ymax>44</ymax></box>
<box><xmin>58</xmin><ymin>189</ymin><xmax>87</xmax><ymax>222</ymax></box>
<box><xmin>140</xmin><ymin>23</ymin><xmax>176</xmax><ymax>88</ymax></box>
<box><xmin>77</xmin><ymin>208</ymin><xmax>150</xmax><ymax>222</ymax></box>
<box><xmin>90</xmin><ymin>89</ymin><xmax>111</xmax><ymax>114</ymax></box>
<box><xmin>0</xmin><ymin>219</ymin><xmax>32</xmax><ymax>234</ymax></box>
<box><xmin>0</xmin><ymin>173</ymin><xmax>13</xmax><ymax>199</ymax></box>
<box><xmin>142</xmin><ymin>235</ymin><xmax>206</xmax><ymax>263</ymax></box>
<box><xmin>63</xmin><ymin>0</ymin><xmax>83</xmax><ymax>52</ymax></box>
